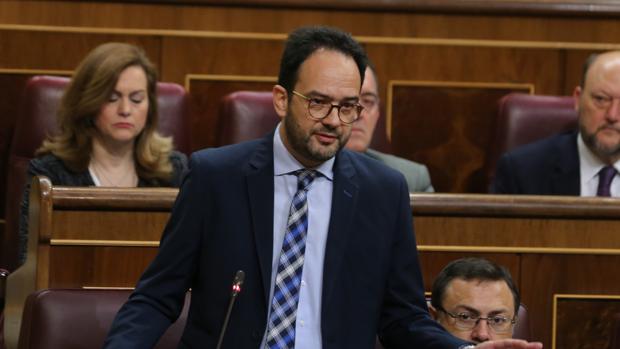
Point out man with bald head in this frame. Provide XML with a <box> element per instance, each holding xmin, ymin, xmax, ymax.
<box><xmin>492</xmin><ymin>51</ymin><xmax>620</xmax><ymax>196</ymax></box>
<box><xmin>346</xmin><ymin>63</ymin><xmax>434</xmax><ymax>192</ymax></box>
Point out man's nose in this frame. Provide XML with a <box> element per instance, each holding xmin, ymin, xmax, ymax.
<box><xmin>470</xmin><ymin>319</ymin><xmax>491</xmax><ymax>343</ymax></box>
<box><xmin>606</xmin><ymin>98</ymin><xmax>620</xmax><ymax>121</ymax></box>
<box><xmin>322</xmin><ymin>106</ymin><xmax>342</xmax><ymax>127</ymax></box>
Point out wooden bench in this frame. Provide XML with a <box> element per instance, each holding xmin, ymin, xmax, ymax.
<box><xmin>4</xmin><ymin>176</ymin><xmax>178</xmax><ymax>349</ymax></box>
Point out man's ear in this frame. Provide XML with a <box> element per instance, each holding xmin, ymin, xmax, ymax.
<box><xmin>273</xmin><ymin>84</ymin><xmax>288</xmax><ymax>119</ymax></box>
<box><xmin>573</xmin><ymin>86</ymin><xmax>582</xmax><ymax>112</ymax></box>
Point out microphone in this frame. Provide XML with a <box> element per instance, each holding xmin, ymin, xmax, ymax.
<box><xmin>215</xmin><ymin>270</ymin><xmax>245</xmax><ymax>349</ymax></box>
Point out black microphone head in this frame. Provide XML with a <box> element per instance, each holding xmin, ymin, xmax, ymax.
<box><xmin>234</xmin><ymin>270</ymin><xmax>245</xmax><ymax>284</ymax></box>
<box><xmin>233</xmin><ymin>270</ymin><xmax>245</xmax><ymax>289</ymax></box>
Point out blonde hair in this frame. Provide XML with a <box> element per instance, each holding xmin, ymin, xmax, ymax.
<box><xmin>37</xmin><ymin>42</ymin><xmax>174</xmax><ymax>183</ymax></box>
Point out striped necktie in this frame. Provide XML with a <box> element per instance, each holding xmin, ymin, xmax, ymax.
<box><xmin>265</xmin><ymin>169</ymin><xmax>318</xmax><ymax>349</ymax></box>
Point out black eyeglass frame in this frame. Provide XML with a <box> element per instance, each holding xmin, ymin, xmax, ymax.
<box><xmin>291</xmin><ymin>90</ymin><xmax>363</xmax><ymax>124</ymax></box>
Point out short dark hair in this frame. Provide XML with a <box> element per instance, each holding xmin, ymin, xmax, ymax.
<box><xmin>277</xmin><ymin>26</ymin><xmax>367</xmax><ymax>93</ymax></box>
<box><xmin>431</xmin><ymin>257</ymin><xmax>520</xmax><ymax>315</ymax></box>
<box><xmin>580</xmin><ymin>53</ymin><xmax>600</xmax><ymax>89</ymax></box>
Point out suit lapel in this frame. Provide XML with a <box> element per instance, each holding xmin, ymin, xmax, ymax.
<box><xmin>551</xmin><ymin>132</ymin><xmax>580</xmax><ymax>195</ymax></box>
<box><xmin>246</xmin><ymin>134</ymin><xmax>276</xmax><ymax>305</ymax></box>
<box><xmin>321</xmin><ymin>151</ymin><xmax>359</xmax><ymax>315</ymax></box>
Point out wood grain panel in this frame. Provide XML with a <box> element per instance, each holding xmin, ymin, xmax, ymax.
<box><xmin>187</xmin><ymin>77</ymin><xmax>276</xmax><ymax>151</ymax></box>
<box><xmin>54</xmin><ymin>0</ymin><xmax>620</xmax><ymax>17</ymax></box>
<box><xmin>553</xmin><ymin>295</ymin><xmax>620</xmax><ymax>349</ymax></box>
<box><xmin>161</xmin><ymin>37</ymin><xmax>282</xmax><ymax>83</ymax></box>
<box><xmin>418</xmin><ymin>252</ymin><xmax>520</xmax><ymax>292</ymax></box>
<box><xmin>48</xmin><ymin>246</ymin><xmax>158</xmax><ymax>288</ymax></box>
<box><xmin>416</xmin><ymin>216</ymin><xmax>620</xmax><ymax>250</ymax></box>
<box><xmin>390</xmin><ymin>83</ymin><xmax>531</xmax><ymax>193</ymax></box>
<box><xmin>520</xmin><ymin>255</ymin><xmax>620</xmax><ymax>348</ymax></box>
<box><xmin>0</xmin><ymin>30</ymin><xmax>162</xmax><ymax>71</ymax></box>
<box><xmin>51</xmin><ymin>211</ymin><xmax>169</xmax><ymax>241</ymax></box>
<box><xmin>3</xmin><ymin>1</ymin><xmax>620</xmax><ymax>44</ymax></box>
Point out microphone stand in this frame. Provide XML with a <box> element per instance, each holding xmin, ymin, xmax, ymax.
<box><xmin>215</xmin><ymin>270</ymin><xmax>245</xmax><ymax>349</ymax></box>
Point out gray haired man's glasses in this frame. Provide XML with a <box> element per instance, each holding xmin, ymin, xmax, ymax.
<box><xmin>292</xmin><ymin>90</ymin><xmax>363</xmax><ymax>124</ymax></box>
<box><xmin>439</xmin><ymin>308</ymin><xmax>516</xmax><ymax>333</ymax></box>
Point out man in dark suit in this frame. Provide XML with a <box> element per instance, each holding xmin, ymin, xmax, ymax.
<box><xmin>105</xmin><ymin>26</ymin><xmax>541</xmax><ymax>349</ymax></box>
<box><xmin>492</xmin><ymin>51</ymin><xmax>620</xmax><ymax>196</ymax></box>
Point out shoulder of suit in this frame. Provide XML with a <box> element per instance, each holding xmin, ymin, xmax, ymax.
<box><xmin>365</xmin><ymin>148</ymin><xmax>428</xmax><ymax>171</ymax></box>
<box><xmin>504</xmin><ymin>131</ymin><xmax>577</xmax><ymax>160</ymax></box>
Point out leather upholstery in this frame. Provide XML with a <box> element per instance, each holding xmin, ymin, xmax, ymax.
<box><xmin>18</xmin><ymin>289</ymin><xmax>189</xmax><ymax>349</ymax></box>
<box><xmin>1</xmin><ymin>75</ymin><xmax>190</xmax><ymax>273</ymax></box>
<box><xmin>486</xmin><ymin>93</ymin><xmax>578</xmax><ymax>187</ymax></box>
<box><xmin>218</xmin><ymin>91</ymin><xmax>279</xmax><ymax>145</ymax></box>
<box><xmin>217</xmin><ymin>90</ymin><xmax>392</xmax><ymax>151</ymax></box>
<box><xmin>513</xmin><ymin>304</ymin><xmax>531</xmax><ymax>341</ymax></box>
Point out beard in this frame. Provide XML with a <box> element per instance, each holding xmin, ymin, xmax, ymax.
<box><xmin>580</xmin><ymin>122</ymin><xmax>620</xmax><ymax>159</ymax></box>
<box><xmin>283</xmin><ymin>108</ymin><xmax>350</xmax><ymax>165</ymax></box>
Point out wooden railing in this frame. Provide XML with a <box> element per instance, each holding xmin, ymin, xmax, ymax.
<box><xmin>5</xmin><ymin>179</ymin><xmax>620</xmax><ymax>348</ymax></box>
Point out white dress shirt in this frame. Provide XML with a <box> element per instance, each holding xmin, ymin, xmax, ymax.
<box><xmin>578</xmin><ymin>133</ymin><xmax>620</xmax><ymax>197</ymax></box>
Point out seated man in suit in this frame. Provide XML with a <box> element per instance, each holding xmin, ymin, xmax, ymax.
<box><xmin>492</xmin><ymin>51</ymin><xmax>620</xmax><ymax>196</ymax></box>
<box><xmin>345</xmin><ymin>63</ymin><xmax>435</xmax><ymax>192</ymax></box>
<box><xmin>105</xmin><ymin>25</ymin><xmax>540</xmax><ymax>349</ymax></box>
<box><xmin>429</xmin><ymin>258</ymin><xmax>521</xmax><ymax>344</ymax></box>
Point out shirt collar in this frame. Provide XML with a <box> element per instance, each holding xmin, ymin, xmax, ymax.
<box><xmin>578</xmin><ymin>132</ymin><xmax>620</xmax><ymax>181</ymax></box>
<box><xmin>273</xmin><ymin>123</ymin><xmax>334</xmax><ymax>180</ymax></box>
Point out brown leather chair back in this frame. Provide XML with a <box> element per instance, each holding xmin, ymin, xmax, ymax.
<box><xmin>218</xmin><ymin>91</ymin><xmax>279</xmax><ymax>145</ymax></box>
<box><xmin>1</xmin><ymin>75</ymin><xmax>190</xmax><ymax>272</ymax></box>
<box><xmin>18</xmin><ymin>289</ymin><xmax>189</xmax><ymax>349</ymax></box>
<box><xmin>485</xmin><ymin>93</ymin><xmax>578</xmax><ymax>188</ymax></box>
<box><xmin>513</xmin><ymin>303</ymin><xmax>531</xmax><ymax>341</ymax></box>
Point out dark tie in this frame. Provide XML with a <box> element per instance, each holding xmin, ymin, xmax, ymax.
<box><xmin>265</xmin><ymin>169</ymin><xmax>317</xmax><ymax>349</ymax></box>
<box><xmin>597</xmin><ymin>165</ymin><xmax>617</xmax><ymax>197</ymax></box>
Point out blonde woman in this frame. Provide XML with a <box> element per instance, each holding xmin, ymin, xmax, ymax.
<box><xmin>19</xmin><ymin>42</ymin><xmax>187</xmax><ymax>265</ymax></box>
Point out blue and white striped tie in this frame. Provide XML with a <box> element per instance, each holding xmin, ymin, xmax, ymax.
<box><xmin>265</xmin><ymin>169</ymin><xmax>317</xmax><ymax>349</ymax></box>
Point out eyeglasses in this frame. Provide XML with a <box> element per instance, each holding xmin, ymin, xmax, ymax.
<box><xmin>439</xmin><ymin>308</ymin><xmax>516</xmax><ymax>333</ymax></box>
<box><xmin>292</xmin><ymin>90</ymin><xmax>363</xmax><ymax>124</ymax></box>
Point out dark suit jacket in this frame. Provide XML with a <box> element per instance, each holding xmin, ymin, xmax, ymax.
<box><xmin>491</xmin><ymin>131</ymin><xmax>580</xmax><ymax>195</ymax></box>
<box><xmin>104</xmin><ymin>134</ymin><xmax>465</xmax><ymax>349</ymax></box>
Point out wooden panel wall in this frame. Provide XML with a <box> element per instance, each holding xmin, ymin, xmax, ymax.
<box><xmin>553</xmin><ymin>295</ymin><xmax>620</xmax><ymax>349</ymax></box>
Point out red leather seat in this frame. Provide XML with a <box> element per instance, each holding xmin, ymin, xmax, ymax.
<box><xmin>1</xmin><ymin>75</ymin><xmax>190</xmax><ymax>273</ymax></box>
<box><xmin>218</xmin><ymin>91</ymin><xmax>279</xmax><ymax>145</ymax></box>
<box><xmin>485</xmin><ymin>93</ymin><xmax>578</xmax><ymax>187</ymax></box>
<box><xmin>18</xmin><ymin>289</ymin><xmax>189</xmax><ymax>349</ymax></box>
